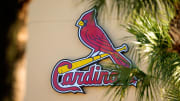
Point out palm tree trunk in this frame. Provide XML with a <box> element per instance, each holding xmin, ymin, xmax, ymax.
<box><xmin>169</xmin><ymin>3</ymin><xmax>180</xmax><ymax>54</ymax></box>
<box><xmin>0</xmin><ymin>0</ymin><xmax>30</xmax><ymax>101</ymax></box>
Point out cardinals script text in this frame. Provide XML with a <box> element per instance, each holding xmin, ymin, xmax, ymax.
<box><xmin>51</xmin><ymin>8</ymin><xmax>137</xmax><ymax>93</ymax></box>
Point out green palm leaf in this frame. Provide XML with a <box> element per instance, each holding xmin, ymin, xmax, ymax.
<box><xmin>126</xmin><ymin>13</ymin><xmax>180</xmax><ymax>101</ymax></box>
<box><xmin>84</xmin><ymin>0</ymin><xmax>176</xmax><ymax>21</ymax></box>
<box><xmin>80</xmin><ymin>0</ymin><xmax>180</xmax><ymax>101</ymax></box>
<box><xmin>104</xmin><ymin>12</ymin><xmax>180</xmax><ymax>101</ymax></box>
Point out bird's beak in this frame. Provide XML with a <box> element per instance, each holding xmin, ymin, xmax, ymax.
<box><xmin>78</xmin><ymin>20</ymin><xmax>84</xmax><ymax>26</ymax></box>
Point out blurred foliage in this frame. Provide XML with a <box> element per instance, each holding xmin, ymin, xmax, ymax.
<box><xmin>83</xmin><ymin>0</ymin><xmax>177</xmax><ymax>21</ymax></box>
<box><xmin>126</xmin><ymin>12</ymin><xmax>180</xmax><ymax>101</ymax></box>
<box><xmin>0</xmin><ymin>0</ymin><xmax>29</xmax><ymax>101</ymax></box>
<box><xmin>82</xmin><ymin>0</ymin><xmax>180</xmax><ymax>101</ymax></box>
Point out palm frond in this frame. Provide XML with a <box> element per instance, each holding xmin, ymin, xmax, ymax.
<box><xmin>126</xmin><ymin>12</ymin><xmax>180</xmax><ymax>101</ymax></box>
<box><xmin>163</xmin><ymin>65</ymin><xmax>180</xmax><ymax>101</ymax></box>
<box><xmin>104</xmin><ymin>63</ymin><xmax>157</xmax><ymax>101</ymax></box>
<box><xmin>104</xmin><ymin>64</ymin><xmax>132</xmax><ymax>101</ymax></box>
<box><xmin>102</xmin><ymin>11</ymin><xmax>180</xmax><ymax>101</ymax></box>
<box><xmin>84</xmin><ymin>0</ymin><xmax>176</xmax><ymax>21</ymax></box>
<box><xmin>81</xmin><ymin>0</ymin><xmax>180</xmax><ymax>100</ymax></box>
<box><xmin>163</xmin><ymin>83</ymin><xmax>180</xmax><ymax>101</ymax></box>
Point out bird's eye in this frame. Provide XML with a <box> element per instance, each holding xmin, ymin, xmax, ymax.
<box><xmin>78</xmin><ymin>20</ymin><xmax>88</xmax><ymax>27</ymax></box>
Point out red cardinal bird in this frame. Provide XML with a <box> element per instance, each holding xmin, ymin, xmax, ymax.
<box><xmin>76</xmin><ymin>9</ymin><xmax>130</xmax><ymax>68</ymax></box>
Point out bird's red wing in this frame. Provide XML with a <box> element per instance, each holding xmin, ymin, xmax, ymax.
<box><xmin>87</xmin><ymin>29</ymin><xmax>115</xmax><ymax>52</ymax></box>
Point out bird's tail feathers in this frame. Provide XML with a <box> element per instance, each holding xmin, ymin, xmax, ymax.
<box><xmin>110</xmin><ymin>52</ymin><xmax>130</xmax><ymax>68</ymax></box>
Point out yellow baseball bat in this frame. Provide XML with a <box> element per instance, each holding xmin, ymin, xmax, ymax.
<box><xmin>58</xmin><ymin>45</ymin><xmax>128</xmax><ymax>74</ymax></box>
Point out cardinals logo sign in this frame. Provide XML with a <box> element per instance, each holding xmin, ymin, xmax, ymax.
<box><xmin>51</xmin><ymin>8</ymin><xmax>137</xmax><ymax>93</ymax></box>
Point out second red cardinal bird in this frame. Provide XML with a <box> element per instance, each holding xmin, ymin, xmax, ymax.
<box><xmin>76</xmin><ymin>9</ymin><xmax>130</xmax><ymax>68</ymax></box>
